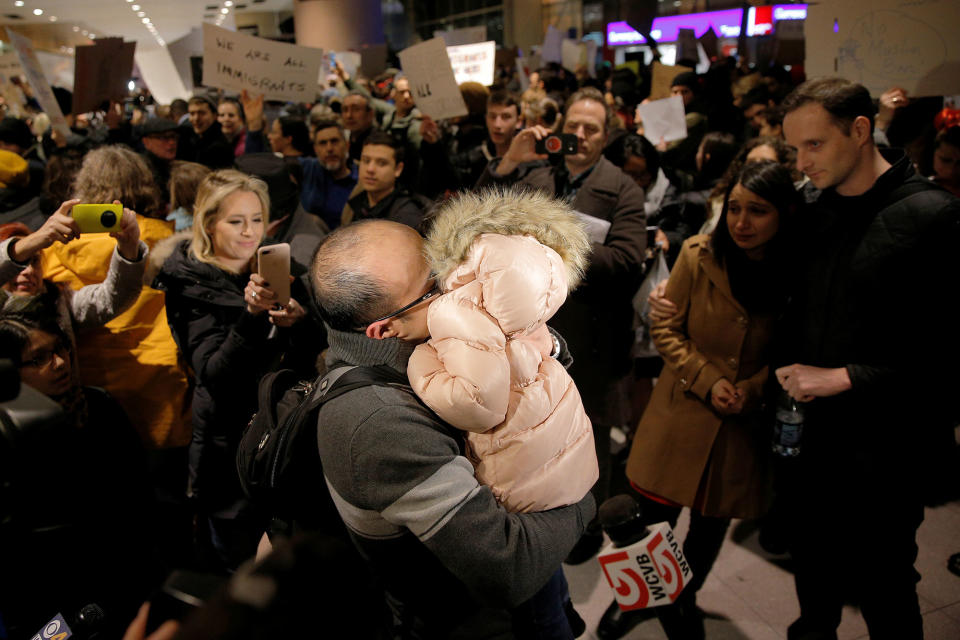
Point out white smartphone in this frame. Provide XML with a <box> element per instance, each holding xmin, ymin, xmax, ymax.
<box><xmin>257</xmin><ymin>243</ymin><xmax>291</xmax><ymax>307</ymax></box>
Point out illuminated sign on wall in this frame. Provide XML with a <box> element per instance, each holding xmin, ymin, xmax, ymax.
<box><xmin>606</xmin><ymin>4</ymin><xmax>807</xmax><ymax>46</ymax></box>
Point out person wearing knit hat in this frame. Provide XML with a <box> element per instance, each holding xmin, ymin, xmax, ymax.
<box><xmin>660</xmin><ymin>70</ymin><xmax>708</xmax><ymax>180</ymax></box>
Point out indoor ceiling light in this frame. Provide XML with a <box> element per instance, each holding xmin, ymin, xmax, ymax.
<box><xmin>14</xmin><ymin>1</ymin><xmax>24</xmax><ymax>7</ymax></box>
<box><xmin>73</xmin><ymin>26</ymin><xmax>80</xmax><ymax>32</ymax></box>
<box><xmin>49</xmin><ymin>16</ymin><xmax>56</xmax><ymax>21</ymax></box>
<box><xmin>132</xmin><ymin>4</ymin><xmax>140</xmax><ymax>9</ymax></box>
<box><xmin>137</xmin><ymin>12</ymin><xmax>145</xmax><ymax>16</ymax></box>
<box><xmin>224</xmin><ymin>1</ymin><xmax>234</xmax><ymax>6</ymax></box>
<box><xmin>142</xmin><ymin>17</ymin><xmax>150</xmax><ymax>23</ymax></box>
<box><xmin>221</xmin><ymin>8</ymin><xmax>229</xmax><ymax>14</ymax></box>
<box><xmin>33</xmin><ymin>8</ymin><xmax>43</xmax><ymax>16</ymax></box>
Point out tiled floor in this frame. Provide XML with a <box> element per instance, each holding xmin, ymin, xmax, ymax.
<box><xmin>565</xmin><ymin>500</ymin><xmax>960</xmax><ymax>639</ymax></box>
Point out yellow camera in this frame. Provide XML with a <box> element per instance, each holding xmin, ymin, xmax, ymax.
<box><xmin>72</xmin><ymin>204</ymin><xmax>122</xmax><ymax>233</ymax></box>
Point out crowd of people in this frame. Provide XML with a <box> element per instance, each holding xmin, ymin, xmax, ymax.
<box><xmin>1</xmin><ymin>45</ymin><xmax>959</xmax><ymax>640</ymax></box>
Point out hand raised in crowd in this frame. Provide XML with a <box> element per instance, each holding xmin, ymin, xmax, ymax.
<box><xmin>241</xmin><ymin>89</ymin><xmax>266</xmax><ymax>132</ymax></box>
<box><xmin>245</xmin><ymin>272</ymin><xmax>277</xmax><ymax>315</ymax></box>
<box><xmin>420</xmin><ymin>114</ymin><xmax>440</xmax><ymax>145</ymax></box>
<box><xmin>104</xmin><ymin>100</ymin><xmax>124</xmax><ymax>130</ymax></box>
<box><xmin>495</xmin><ymin>124</ymin><xmax>551</xmax><ymax>176</ymax></box>
<box><xmin>9</xmin><ymin>199</ymin><xmax>82</xmax><ymax>262</ymax></box>
<box><xmin>877</xmin><ymin>86</ymin><xmax>909</xmax><ymax>132</ymax></box>
<box><xmin>109</xmin><ymin>200</ymin><xmax>143</xmax><ymax>262</ymax></box>
<box><xmin>710</xmin><ymin>377</ymin><xmax>743</xmax><ymax>415</ymax></box>
<box><xmin>333</xmin><ymin>57</ymin><xmax>349</xmax><ymax>82</ymax></box>
<box><xmin>50</xmin><ymin>126</ymin><xmax>68</xmax><ymax>149</ymax></box>
<box><xmin>775</xmin><ymin>364</ymin><xmax>852</xmax><ymax>403</ymax></box>
<box><xmin>647</xmin><ymin>279</ymin><xmax>678</xmax><ymax>322</ymax></box>
<box><xmin>269</xmin><ymin>296</ymin><xmax>306</xmax><ymax>327</ymax></box>
<box><xmin>121</xmin><ymin>603</ymin><xmax>178</xmax><ymax>640</ymax></box>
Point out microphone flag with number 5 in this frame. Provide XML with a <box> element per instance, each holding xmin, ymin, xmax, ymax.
<box><xmin>597</xmin><ymin>521</ymin><xmax>692</xmax><ymax>610</ymax></box>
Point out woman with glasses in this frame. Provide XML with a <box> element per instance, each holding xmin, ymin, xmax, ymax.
<box><xmin>0</xmin><ymin>301</ymin><xmax>159</xmax><ymax>638</ymax></box>
<box><xmin>152</xmin><ymin>169</ymin><xmax>322</xmax><ymax>572</ymax></box>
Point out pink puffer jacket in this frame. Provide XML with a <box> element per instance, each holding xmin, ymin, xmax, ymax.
<box><xmin>407</xmin><ymin>190</ymin><xmax>598</xmax><ymax>513</ymax></box>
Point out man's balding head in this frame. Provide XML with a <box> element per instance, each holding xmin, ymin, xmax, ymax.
<box><xmin>311</xmin><ymin>220</ymin><xmax>428</xmax><ymax>334</ymax></box>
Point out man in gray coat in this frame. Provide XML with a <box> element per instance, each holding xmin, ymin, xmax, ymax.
<box><xmin>310</xmin><ymin>220</ymin><xmax>595</xmax><ymax>638</ymax></box>
<box><xmin>477</xmin><ymin>87</ymin><xmax>647</xmax><ymax>562</ymax></box>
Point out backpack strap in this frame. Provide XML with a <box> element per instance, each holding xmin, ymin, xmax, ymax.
<box><xmin>305</xmin><ymin>364</ymin><xmax>411</xmax><ymax>413</ymax></box>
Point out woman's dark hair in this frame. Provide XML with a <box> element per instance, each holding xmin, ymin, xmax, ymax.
<box><xmin>278</xmin><ymin>117</ymin><xmax>313</xmax><ymax>156</ymax></box>
<box><xmin>0</xmin><ymin>299</ymin><xmax>67</xmax><ymax>368</ymax></box>
<box><xmin>698</xmin><ymin>132</ymin><xmax>738</xmax><ymax>185</ymax></box>
<box><xmin>711</xmin><ymin>136</ymin><xmax>798</xmax><ymax>200</ymax></box>
<box><xmin>935</xmin><ymin>125</ymin><xmax>960</xmax><ymax>151</ymax></box>
<box><xmin>711</xmin><ymin>160</ymin><xmax>801</xmax><ymax>266</ymax></box>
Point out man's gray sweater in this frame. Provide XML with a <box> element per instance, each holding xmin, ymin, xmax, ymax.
<box><xmin>317</xmin><ymin>327</ymin><xmax>595</xmax><ymax>638</ymax></box>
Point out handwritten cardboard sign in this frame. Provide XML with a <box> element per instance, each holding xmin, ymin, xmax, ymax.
<box><xmin>202</xmin><ymin>23</ymin><xmax>323</xmax><ymax>102</ymax></box>
<box><xmin>4</xmin><ymin>29</ymin><xmax>70</xmax><ymax>137</ymax></box>
<box><xmin>447</xmin><ymin>40</ymin><xmax>496</xmax><ymax>86</ymax></box>
<box><xmin>73</xmin><ymin>37</ymin><xmax>136</xmax><ymax>114</ymax></box>
<box><xmin>398</xmin><ymin>38</ymin><xmax>468</xmax><ymax>121</ymax></box>
<box><xmin>806</xmin><ymin>0</ymin><xmax>960</xmax><ymax>97</ymax></box>
<box><xmin>650</xmin><ymin>61</ymin><xmax>693</xmax><ymax>101</ymax></box>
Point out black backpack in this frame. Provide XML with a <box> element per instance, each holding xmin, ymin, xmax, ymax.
<box><xmin>237</xmin><ymin>364</ymin><xmax>410</xmax><ymax>534</ymax></box>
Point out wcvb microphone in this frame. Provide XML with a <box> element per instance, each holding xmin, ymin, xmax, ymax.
<box><xmin>596</xmin><ymin>494</ymin><xmax>692</xmax><ymax>611</ymax></box>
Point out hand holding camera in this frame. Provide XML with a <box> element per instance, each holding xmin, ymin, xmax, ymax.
<box><xmin>72</xmin><ymin>201</ymin><xmax>141</xmax><ymax>261</ymax></box>
<box><xmin>496</xmin><ymin>125</ymin><xmax>554</xmax><ymax>177</ymax></box>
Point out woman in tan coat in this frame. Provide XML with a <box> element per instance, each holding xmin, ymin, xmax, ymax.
<box><xmin>620</xmin><ymin>161</ymin><xmax>801</xmax><ymax>633</ymax></box>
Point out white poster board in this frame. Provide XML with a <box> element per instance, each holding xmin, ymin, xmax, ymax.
<box><xmin>398</xmin><ymin>38</ymin><xmax>468</xmax><ymax>121</ymax></box>
<box><xmin>4</xmin><ymin>29</ymin><xmax>70</xmax><ymax>137</ymax></box>
<box><xmin>542</xmin><ymin>25</ymin><xmax>563</xmax><ymax>64</ymax></box>
<box><xmin>806</xmin><ymin>0</ymin><xmax>960</xmax><ymax>97</ymax></box>
<box><xmin>202</xmin><ymin>23</ymin><xmax>323</xmax><ymax>102</ymax></box>
<box><xmin>435</xmin><ymin>26</ymin><xmax>487</xmax><ymax>47</ymax></box>
<box><xmin>561</xmin><ymin>39</ymin><xmax>584</xmax><ymax>73</ymax></box>
<box><xmin>638</xmin><ymin>96</ymin><xmax>688</xmax><ymax>145</ymax></box>
<box><xmin>446</xmin><ymin>41</ymin><xmax>496</xmax><ymax>86</ymax></box>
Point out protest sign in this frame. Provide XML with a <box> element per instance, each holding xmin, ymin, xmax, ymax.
<box><xmin>542</xmin><ymin>25</ymin><xmax>563</xmax><ymax>63</ymax></box>
<box><xmin>202</xmin><ymin>23</ymin><xmax>323</xmax><ymax>102</ymax></box>
<box><xmin>774</xmin><ymin>20</ymin><xmax>804</xmax><ymax>65</ymax></box>
<box><xmin>435</xmin><ymin>26</ymin><xmax>487</xmax><ymax>47</ymax></box>
<box><xmin>638</xmin><ymin>96</ymin><xmax>688</xmax><ymax>145</ymax></box>
<box><xmin>561</xmin><ymin>39</ymin><xmax>584</xmax><ymax>74</ymax></box>
<box><xmin>676</xmin><ymin>28</ymin><xmax>698</xmax><ymax>64</ymax></box>
<box><xmin>4</xmin><ymin>29</ymin><xmax>69</xmax><ymax>137</ymax></box>
<box><xmin>398</xmin><ymin>38</ymin><xmax>468</xmax><ymax>121</ymax></box>
<box><xmin>806</xmin><ymin>0</ymin><xmax>960</xmax><ymax>97</ymax></box>
<box><xmin>359</xmin><ymin>43</ymin><xmax>388</xmax><ymax>79</ymax></box>
<box><xmin>699</xmin><ymin>27</ymin><xmax>719</xmax><ymax>60</ymax></box>
<box><xmin>650</xmin><ymin>61</ymin><xmax>693</xmax><ymax>101</ymax></box>
<box><xmin>447</xmin><ymin>41</ymin><xmax>496</xmax><ymax>86</ymax></box>
<box><xmin>0</xmin><ymin>52</ymin><xmax>25</xmax><ymax>117</ymax></box>
<box><xmin>73</xmin><ymin>38</ymin><xmax>136</xmax><ymax>114</ymax></box>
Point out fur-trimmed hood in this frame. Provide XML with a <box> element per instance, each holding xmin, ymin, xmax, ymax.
<box><xmin>423</xmin><ymin>187</ymin><xmax>591</xmax><ymax>291</ymax></box>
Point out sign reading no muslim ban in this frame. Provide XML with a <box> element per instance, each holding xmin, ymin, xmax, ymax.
<box><xmin>398</xmin><ymin>38</ymin><xmax>468</xmax><ymax>121</ymax></box>
<box><xmin>202</xmin><ymin>23</ymin><xmax>323</xmax><ymax>102</ymax></box>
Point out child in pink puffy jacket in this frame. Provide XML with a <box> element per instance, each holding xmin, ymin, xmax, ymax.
<box><xmin>407</xmin><ymin>188</ymin><xmax>599</xmax><ymax>639</ymax></box>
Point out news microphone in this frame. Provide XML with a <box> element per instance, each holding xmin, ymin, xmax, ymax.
<box><xmin>596</xmin><ymin>494</ymin><xmax>693</xmax><ymax>611</ymax></box>
<box><xmin>32</xmin><ymin>605</ymin><xmax>108</xmax><ymax>640</ymax></box>
<box><xmin>31</xmin><ymin>613</ymin><xmax>73</xmax><ymax>640</ymax></box>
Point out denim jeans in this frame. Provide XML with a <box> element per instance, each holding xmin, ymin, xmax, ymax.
<box><xmin>511</xmin><ymin>568</ymin><xmax>575</xmax><ymax>640</ymax></box>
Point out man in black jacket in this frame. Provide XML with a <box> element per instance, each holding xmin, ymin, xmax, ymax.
<box><xmin>176</xmin><ymin>95</ymin><xmax>233</xmax><ymax>169</ymax></box>
<box><xmin>777</xmin><ymin>78</ymin><xmax>960</xmax><ymax>640</ymax></box>
<box><xmin>342</xmin><ymin>131</ymin><xmax>429</xmax><ymax>231</ymax></box>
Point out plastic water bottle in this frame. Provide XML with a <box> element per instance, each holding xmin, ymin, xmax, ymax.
<box><xmin>772</xmin><ymin>391</ymin><xmax>804</xmax><ymax>457</ymax></box>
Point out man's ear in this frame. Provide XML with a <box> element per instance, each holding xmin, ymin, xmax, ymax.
<box><xmin>852</xmin><ymin>115</ymin><xmax>872</xmax><ymax>145</ymax></box>
<box><xmin>394</xmin><ymin>161</ymin><xmax>404</xmax><ymax>179</ymax></box>
<box><xmin>365</xmin><ymin>318</ymin><xmax>399</xmax><ymax>340</ymax></box>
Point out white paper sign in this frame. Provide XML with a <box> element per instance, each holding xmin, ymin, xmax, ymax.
<box><xmin>638</xmin><ymin>96</ymin><xmax>688</xmax><ymax>145</ymax></box>
<box><xmin>805</xmin><ymin>0</ymin><xmax>960</xmax><ymax>97</ymax></box>
<box><xmin>398</xmin><ymin>38</ymin><xmax>468</xmax><ymax>121</ymax></box>
<box><xmin>542</xmin><ymin>25</ymin><xmax>563</xmax><ymax>64</ymax></box>
<box><xmin>575</xmin><ymin>211</ymin><xmax>612</xmax><ymax>244</ymax></box>
<box><xmin>333</xmin><ymin>51</ymin><xmax>360</xmax><ymax>79</ymax></box>
<box><xmin>435</xmin><ymin>26</ymin><xmax>487</xmax><ymax>47</ymax></box>
<box><xmin>561</xmin><ymin>39</ymin><xmax>584</xmax><ymax>74</ymax></box>
<box><xmin>202</xmin><ymin>23</ymin><xmax>323</xmax><ymax>102</ymax></box>
<box><xmin>4</xmin><ymin>29</ymin><xmax>70</xmax><ymax>137</ymax></box>
<box><xmin>446</xmin><ymin>41</ymin><xmax>496</xmax><ymax>86</ymax></box>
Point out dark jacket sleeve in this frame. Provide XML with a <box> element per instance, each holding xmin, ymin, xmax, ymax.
<box><xmin>185</xmin><ymin>306</ymin><xmax>274</xmax><ymax>394</ymax></box>
<box><xmin>581</xmin><ymin>171</ymin><xmax>647</xmax><ymax>287</ymax></box>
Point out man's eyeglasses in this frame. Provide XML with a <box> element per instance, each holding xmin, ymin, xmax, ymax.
<box><xmin>366</xmin><ymin>281</ymin><xmax>441</xmax><ymax>326</ymax></box>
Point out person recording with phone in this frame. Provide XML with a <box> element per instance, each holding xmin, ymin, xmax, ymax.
<box><xmin>152</xmin><ymin>169</ymin><xmax>322</xmax><ymax>573</ymax></box>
